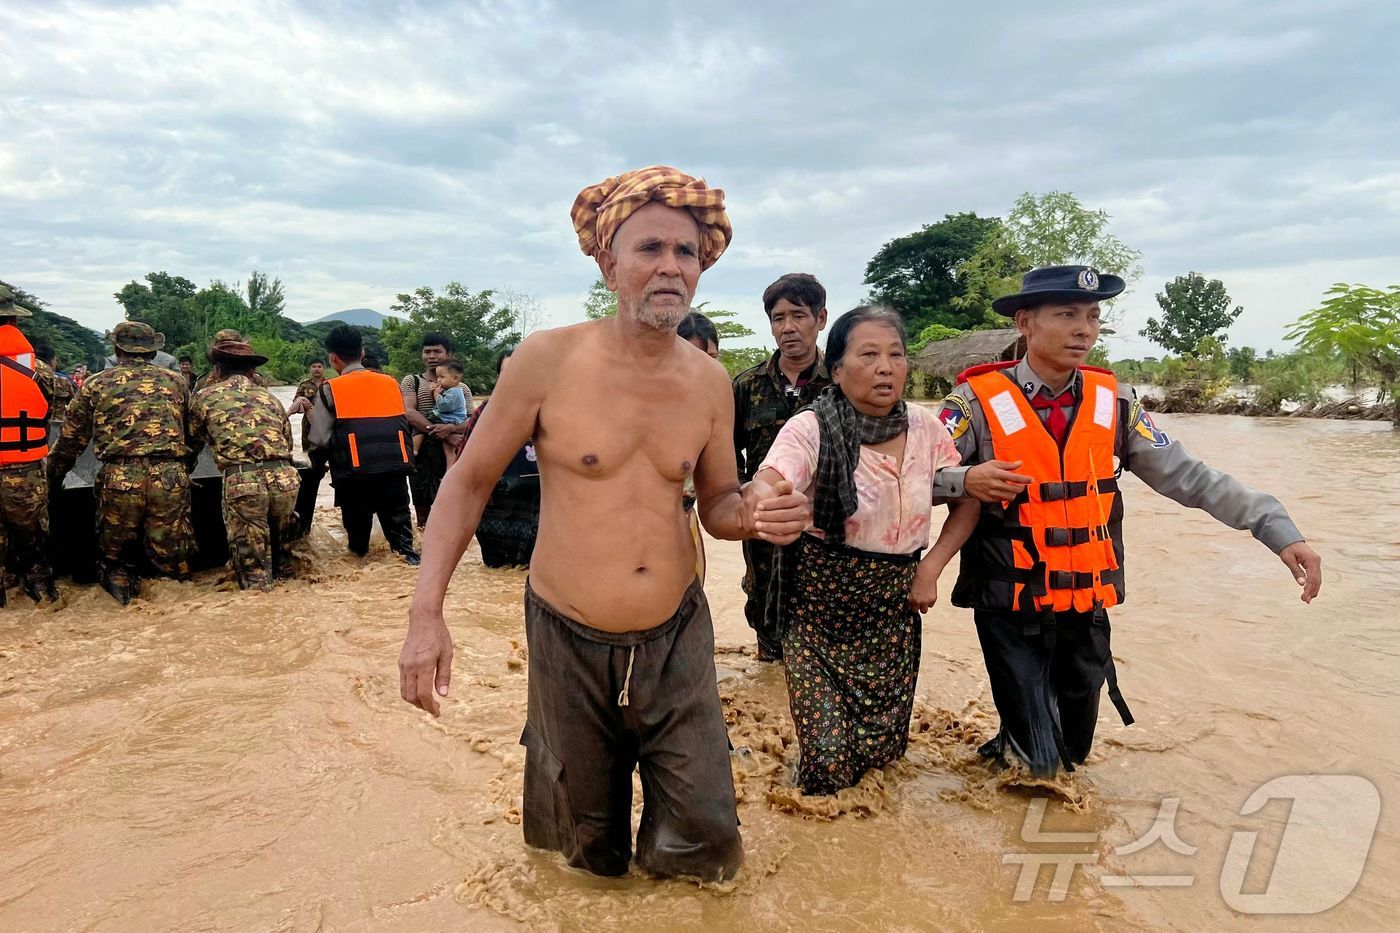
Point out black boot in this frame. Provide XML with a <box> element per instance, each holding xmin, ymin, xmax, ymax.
<box><xmin>23</xmin><ymin>576</ymin><xmax>60</xmax><ymax>604</ymax></box>
<box><xmin>101</xmin><ymin>570</ymin><xmax>139</xmax><ymax>606</ymax></box>
<box><xmin>978</xmin><ymin>732</ymin><xmax>1009</xmax><ymax>767</ymax></box>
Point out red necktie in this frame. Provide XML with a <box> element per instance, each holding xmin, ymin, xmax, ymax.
<box><xmin>1030</xmin><ymin>391</ymin><xmax>1075</xmax><ymax>445</ymax></box>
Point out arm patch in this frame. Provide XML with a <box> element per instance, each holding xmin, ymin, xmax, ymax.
<box><xmin>938</xmin><ymin>393</ymin><xmax>972</xmax><ymax>439</ymax></box>
<box><xmin>1131</xmin><ymin>402</ymin><xmax>1172</xmax><ymax>448</ymax></box>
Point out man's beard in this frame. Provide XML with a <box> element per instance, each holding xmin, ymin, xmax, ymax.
<box><xmin>630</xmin><ymin>296</ymin><xmax>689</xmax><ymax>331</ymax></box>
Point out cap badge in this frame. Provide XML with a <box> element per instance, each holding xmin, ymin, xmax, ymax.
<box><xmin>1078</xmin><ymin>268</ymin><xmax>1099</xmax><ymax>290</ymax></box>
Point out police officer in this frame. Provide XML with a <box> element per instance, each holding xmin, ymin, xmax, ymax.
<box><xmin>50</xmin><ymin>321</ymin><xmax>194</xmax><ymax>604</ymax></box>
<box><xmin>731</xmin><ymin>272</ymin><xmax>832</xmax><ymax>660</ymax></box>
<box><xmin>934</xmin><ymin>265</ymin><xmax>1323</xmax><ymax>778</ymax></box>
<box><xmin>308</xmin><ymin>325</ymin><xmax>419</xmax><ymax>564</ymax></box>
<box><xmin>188</xmin><ymin>340</ymin><xmax>301</xmax><ymax>590</ymax></box>
<box><xmin>0</xmin><ymin>285</ymin><xmax>59</xmax><ymax>605</ymax></box>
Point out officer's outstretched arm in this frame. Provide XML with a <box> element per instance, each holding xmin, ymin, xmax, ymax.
<box><xmin>1125</xmin><ymin>405</ymin><xmax>1321</xmax><ymax>602</ymax></box>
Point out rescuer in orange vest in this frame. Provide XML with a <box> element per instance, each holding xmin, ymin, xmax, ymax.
<box><xmin>306</xmin><ymin>324</ymin><xmax>420</xmax><ymax>565</ymax></box>
<box><xmin>933</xmin><ymin>266</ymin><xmax>1323</xmax><ymax>778</ymax></box>
<box><xmin>0</xmin><ymin>284</ymin><xmax>60</xmax><ymax>606</ymax></box>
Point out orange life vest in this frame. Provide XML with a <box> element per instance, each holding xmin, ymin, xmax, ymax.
<box><xmin>0</xmin><ymin>324</ymin><xmax>50</xmax><ymax>465</ymax></box>
<box><xmin>324</xmin><ymin>368</ymin><xmax>413</xmax><ymax>480</ymax></box>
<box><xmin>962</xmin><ymin>362</ymin><xmax>1123</xmax><ymax>614</ymax></box>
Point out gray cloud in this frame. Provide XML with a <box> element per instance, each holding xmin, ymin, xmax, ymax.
<box><xmin>2</xmin><ymin>0</ymin><xmax>1397</xmax><ymax>359</ymax></box>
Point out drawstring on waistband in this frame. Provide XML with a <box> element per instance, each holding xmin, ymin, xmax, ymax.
<box><xmin>617</xmin><ymin>645</ymin><xmax>637</xmax><ymax>707</ymax></box>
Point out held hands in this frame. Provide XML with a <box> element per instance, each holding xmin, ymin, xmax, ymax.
<box><xmin>745</xmin><ymin>477</ymin><xmax>810</xmax><ymax>545</ymax></box>
<box><xmin>964</xmin><ymin>459</ymin><xmax>1034</xmax><ymax>503</ymax></box>
<box><xmin>399</xmin><ymin>607</ymin><xmax>454</xmax><ymax>716</ymax></box>
<box><xmin>1279</xmin><ymin>541</ymin><xmax>1323</xmax><ymax>603</ymax></box>
<box><xmin>289</xmin><ymin>396</ymin><xmax>312</xmax><ymax>416</ymax></box>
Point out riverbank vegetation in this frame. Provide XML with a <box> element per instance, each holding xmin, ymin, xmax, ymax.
<box><xmin>7</xmin><ymin>190</ymin><xmax>1396</xmax><ymax>422</ymax></box>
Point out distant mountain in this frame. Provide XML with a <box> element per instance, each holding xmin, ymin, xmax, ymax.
<box><xmin>308</xmin><ymin>308</ymin><xmax>394</xmax><ymax>328</ymax></box>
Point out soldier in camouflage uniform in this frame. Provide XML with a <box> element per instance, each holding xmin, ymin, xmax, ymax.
<box><xmin>290</xmin><ymin>359</ymin><xmax>329</xmax><ymax>536</ymax></box>
<box><xmin>731</xmin><ymin>273</ymin><xmax>831</xmax><ymax>660</ymax></box>
<box><xmin>34</xmin><ymin>342</ymin><xmax>75</xmax><ymax>430</ymax></box>
<box><xmin>189</xmin><ymin>341</ymin><xmax>300</xmax><ymax>590</ymax></box>
<box><xmin>49</xmin><ymin>321</ymin><xmax>193</xmax><ymax>604</ymax></box>
<box><xmin>0</xmin><ymin>286</ymin><xmax>60</xmax><ymax>605</ymax></box>
<box><xmin>193</xmin><ymin>329</ymin><xmax>272</xmax><ymax>393</ymax></box>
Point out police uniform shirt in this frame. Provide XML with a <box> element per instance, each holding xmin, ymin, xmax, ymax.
<box><xmin>932</xmin><ymin>359</ymin><xmax>1303</xmax><ymax>555</ymax></box>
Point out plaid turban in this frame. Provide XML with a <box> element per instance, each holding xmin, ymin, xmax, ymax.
<box><xmin>571</xmin><ymin>165</ymin><xmax>732</xmax><ymax>270</ymax></box>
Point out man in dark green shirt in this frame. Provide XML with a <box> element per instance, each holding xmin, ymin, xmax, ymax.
<box><xmin>731</xmin><ymin>273</ymin><xmax>831</xmax><ymax>660</ymax></box>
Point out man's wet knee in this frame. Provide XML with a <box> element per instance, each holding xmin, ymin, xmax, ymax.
<box><xmin>638</xmin><ymin>812</ymin><xmax>743</xmax><ymax>882</ymax></box>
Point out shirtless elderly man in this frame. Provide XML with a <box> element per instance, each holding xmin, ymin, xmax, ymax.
<box><xmin>400</xmin><ymin>166</ymin><xmax>808</xmax><ymax>881</ymax></box>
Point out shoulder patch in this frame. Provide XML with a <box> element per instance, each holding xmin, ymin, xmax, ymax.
<box><xmin>938</xmin><ymin>394</ymin><xmax>972</xmax><ymax>440</ymax></box>
<box><xmin>1134</xmin><ymin>408</ymin><xmax>1171</xmax><ymax>448</ymax></box>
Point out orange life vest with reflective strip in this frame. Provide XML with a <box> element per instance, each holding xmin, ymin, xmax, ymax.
<box><xmin>964</xmin><ymin>364</ymin><xmax>1123</xmax><ymax>614</ymax></box>
<box><xmin>325</xmin><ymin>368</ymin><xmax>413</xmax><ymax>481</ymax></box>
<box><xmin>0</xmin><ymin>324</ymin><xmax>50</xmax><ymax>465</ymax></box>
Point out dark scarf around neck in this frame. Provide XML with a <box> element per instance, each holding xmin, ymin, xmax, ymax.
<box><xmin>807</xmin><ymin>384</ymin><xmax>909</xmax><ymax>544</ymax></box>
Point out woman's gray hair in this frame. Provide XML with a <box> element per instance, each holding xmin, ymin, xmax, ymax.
<box><xmin>824</xmin><ymin>305</ymin><xmax>906</xmax><ymax>370</ymax></box>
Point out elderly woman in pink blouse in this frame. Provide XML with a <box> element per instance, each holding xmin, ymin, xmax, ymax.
<box><xmin>754</xmin><ymin>306</ymin><xmax>979</xmax><ymax>795</ymax></box>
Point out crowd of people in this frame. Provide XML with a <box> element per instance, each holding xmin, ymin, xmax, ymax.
<box><xmin>0</xmin><ymin>279</ymin><xmax>533</xmax><ymax>604</ymax></box>
<box><xmin>2</xmin><ymin>163</ymin><xmax>1329</xmax><ymax>887</ymax></box>
<box><xmin>397</xmin><ymin>165</ymin><xmax>1325</xmax><ymax>885</ymax></box>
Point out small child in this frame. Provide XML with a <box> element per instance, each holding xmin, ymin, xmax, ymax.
<box><xmin>413</xmin><ymin>359</ymin><xmax>470</xmax><ymax>465</ymax></box>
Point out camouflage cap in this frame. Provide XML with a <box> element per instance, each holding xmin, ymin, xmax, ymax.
<box><xmin>208</xmin><ymin>340</ymin><xmax>269</xmax><ymax>367</ymax></box>
<box><xmin>0</xmin><ymin>284</ymin><xmax>33</xmax><ymax>317</ymax></box>
<box><xmin>208</xmin><ymin>328</ymin><xmax>245</xmax><ymax>361</ymax></box>
<box><xmin>111</xmin><ymin>321</ymin><xmax>166</xmax><ymax>353</ymax></box>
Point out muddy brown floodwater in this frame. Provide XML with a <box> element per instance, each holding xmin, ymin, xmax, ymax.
<box><xmin>1</xmin><ymin>412</ymin><xmax>1397</xmax><ymax>932</ymax></box>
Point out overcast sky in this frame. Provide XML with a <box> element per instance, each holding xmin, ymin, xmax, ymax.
<box><xmin>4</xmin><ymin>0</ymin><xmax>1397</xmax><ymax>357</ymax></box>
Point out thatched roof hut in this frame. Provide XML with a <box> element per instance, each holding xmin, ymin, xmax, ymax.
<box><xmin>913</xmin><ymin>328</ymin><xmax>1025</xmax><ymax>380</ymax></box>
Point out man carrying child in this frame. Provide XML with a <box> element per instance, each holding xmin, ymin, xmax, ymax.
<box><xmin>413</xmin><ymin>359</ymin><xmax>471</xmax><ymax>467</ymax></box>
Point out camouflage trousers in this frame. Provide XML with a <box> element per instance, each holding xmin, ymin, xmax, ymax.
<box><xmin>0</xmin><ymin>460</ymin><xmax>52</xmax><ymax>585</ymax></box>
<box><xmin>741</xmin><ymin>538</ymin><xmax>794</xmax><ymax>660</ymax></box>
<box><xmin>222</xmin><ymin>463</ymin><xmax>300</xmax><ymax>590</ymax></box>
<box><xmin>95</xmin><ymin>460</ymin><xmax>193</xmax><ymax>582</ymax></box>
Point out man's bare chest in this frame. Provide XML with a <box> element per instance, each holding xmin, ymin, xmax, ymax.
<box><xmin>535</xmin><ymin>374</ymin><xmax>711</xmax><ymax>484</ymax></box>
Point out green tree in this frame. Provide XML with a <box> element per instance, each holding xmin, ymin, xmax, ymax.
<box><xmin>1141</xmin><ymin>273</ymin><xmax>1243</xmax><ymax>356</ymax></box>
<box><xmin>907</xmin><ymin>323</ymin><xmax>963</xmax><ymax>398</ymax></box>
<box><xmin>955</xmin><ymin>191</ymin><xmax>1142</xmax><ymax>319</ymax></box>
<box><xmin>114</xmin><ymin>272</ymin><xmax>200</xmax><ymax>347</ymax></box>
<box><xmin>1286</xmin><ymin>283</ymin><xmax>1400</xmax><ymax>415</ymax></box>
<box><xmin>1157</xmin><ymin>335</ymin><xmax>1231</xmax><ymax>399</ymax></box>
<box><xmin>1108</xmin><ymin>357</ymin><xmax>1165</xmax><ymax>385</ymax></box>
<box><xmin>1250</xmin><ymin>351</ymin><xmax>1330</xmax><ymax>413</ymax></box>
<box><xmin>908</xmin><ymin>322</ymin><xmax>962</xmax><ymax>357</ymax></box>
<box><xmin>584</xmin><ymin>277</ymin><xmax>617</xmax><ymax>319</ymax></box>
<box><xmin>719</xmin><ymin>346</ymin><xmax>770</xmax><ymax>377</ymax></box>
<box><xmin>1226</xmin><ymin>346</ymin><xmax>1259</xmax><ymax>382</ymax></box>
<box><xmin>1</xmin><ymin>279</ymin><xmax>107</xmax><ymax>368</ymax></box>
<box><xmin>381</xmin><ymin>283</ymin><xmax>520</xmax><ymax>392</ymax></box>
<box><xmin>863</xmin><ymin>212</ymin><xmax>1001</xmax><ymax>331</ymax></box>
<box><xmin>245</xmin><ymin>270</ymin><xmax>286</xmax><ymax>319</ymax></box>
<box><xmin>691</xmin><ymin>300</ymin><xmax>755</xmax><ymax>344</ymax></box>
